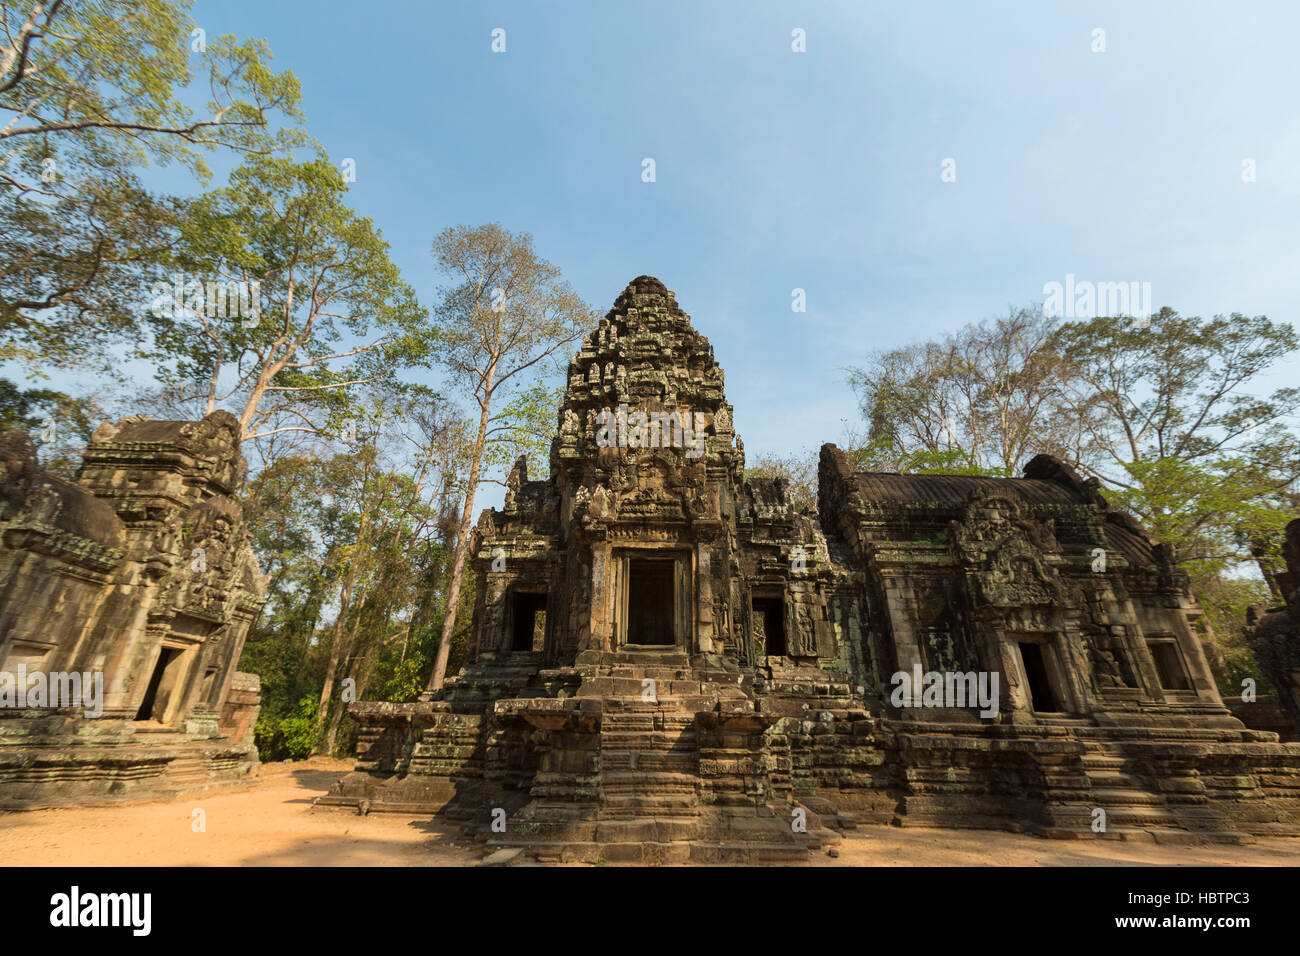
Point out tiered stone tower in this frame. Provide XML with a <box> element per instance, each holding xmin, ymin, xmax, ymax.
<box><xmin>327</xmin><ymin>277</ymin><xmax>1300</xmax><ymax>862</ymax></box>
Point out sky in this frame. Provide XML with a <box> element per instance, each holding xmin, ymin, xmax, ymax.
<box><xmin>72</xmin><ymin>1</ymin><xmax>1300</xmax><ymax>504</ymax></box>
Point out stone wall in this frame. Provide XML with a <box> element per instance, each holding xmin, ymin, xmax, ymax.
<box><xmin>0</xmin><ymin>411</ymin><xmax>268</xmax><ymax>807</ymax></box>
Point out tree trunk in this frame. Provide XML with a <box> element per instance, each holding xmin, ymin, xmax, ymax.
<box><xmin>324</xmin><ymin>610</ymin><xmax>365</xmax><ymax>755</ymax></box>
<box><xmin>1253</xmin><ymin>549</ymin><xmax>1283</xmax><ymax>603</ymax></box>
<box><xmin>314</xmin><ymin>565</ymin><xmax>356</xmax><ymax>747</ymax></box>
<box><xmin>426</xmin><ymin>389</ymin><xmax>492</xmax><ymax>693</ymax></box>
<box><xmin>315</xmin><ymin>504</ymin><xmax>369</xmax><ymax>745</ymax></box>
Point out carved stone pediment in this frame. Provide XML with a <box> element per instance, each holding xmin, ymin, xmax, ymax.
<box><xmin>152</xmin><ymin>497</ymin><xmax>249</xmax><ymax>624</ymax></box>
<box><xmin>953</xmin><ymin>490</ymin><xmax>1061</xmax><ymax>610</ymax></box>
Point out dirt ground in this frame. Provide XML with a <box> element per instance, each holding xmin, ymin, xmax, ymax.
<box><xmin>3</xmin><ymin>758</ymin><xmax>1299</xmax><ymax>866</ymax></box>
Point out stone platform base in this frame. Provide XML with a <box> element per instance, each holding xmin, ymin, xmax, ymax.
<box><xmin>320</xmin><ymin>655</ymin><xmax>1300</xmax><ymax>862</ymax></box>
<box><xmin>0</xmin><ymin>713</ymin><xmax>259</xmax><ymax>810</ymax></box>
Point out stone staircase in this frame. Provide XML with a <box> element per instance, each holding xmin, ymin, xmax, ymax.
<box><xmin>483</xmin><ymin>651</ymin><xmax>820</xmax><ymax>864</ymax></box>
<box><xmin>439</xmin><ymin>652</ymin><xmax>577</xmax><ymax>707</ymax></box>
<box><xmin>882</xmin><ymin>712</ymin><xmax>1267</xmax><ymax>842</ymax></box>
<box><xmin>1041</xmin><ymin>724</ymin><xmax>1260</xmax><ymax>843</ymax></box>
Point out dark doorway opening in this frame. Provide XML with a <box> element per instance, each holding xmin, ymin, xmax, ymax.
<box><xmin>135</xmin><ymin>646</ymin><xmax>185</xmax><ymax>722</ymax></box>
<box><xmin>627</xmin><ymin>557</ymin><xmax>675</xmax><ymax>646</ymax></box>
<box><xmin>1148</xmin><ymin>641</ymin><xmax>1190</xmax><ymax>690</ymax></box>
<box><xmin>511</xmin><ymin>592</ymin><xmax>547</xmax><ymax>652</ymax></box>
<box><xmin>752</xmin><ymin>596</ymin><xmax>786</xmax><ymax>655</ymax></box>
<box><xmin>1017</xmin><ymin>641</ymin><xmax>1060</xmax><ymax>712</ymax></box>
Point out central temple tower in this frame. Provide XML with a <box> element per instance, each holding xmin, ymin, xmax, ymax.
<box><xmin>477</xmin><ymin>274</ymin><xmax>753</xmax><ymax>666</ymax></box>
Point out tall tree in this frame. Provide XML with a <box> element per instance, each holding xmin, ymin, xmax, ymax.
<box><xmin>141</xmin><ymin>154</ymin><xmax>430</xmax><ymax>445</ymax></box>
<box><xmin>424</xmin><ymin>223</ymin><xmax>595</xmax><ymax>693</ymax></box>
<box><xmin>310</xmin><ymin>388</ymin><xmax>462</xmax><ymax>754</ymax></box>
<box><xmin>1</xmin><ymin>0</ymin><xmax>305</xmax><ymax>369</ymax></box>
<box><xmin>1054</xmin><ymin>308</ymin><xmax>1300</xmax><ymax>578</ymax></box>
<box><xmin>846</xmin><ymin>305</ymin><xmax>1091</xmax><ymax>476</ymax></box>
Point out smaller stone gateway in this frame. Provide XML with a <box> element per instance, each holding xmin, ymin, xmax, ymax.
<box><xmin>0</xmin><ymin>411</ymin><xmax>266</xmax><ymax>808</ymax></box>
<box><xmin>324</xmin><ymin>276</ymin><xmax>1300</xmax><ymax>864</ymax></box>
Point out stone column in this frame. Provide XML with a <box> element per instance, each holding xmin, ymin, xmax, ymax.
<box><xmin>588</xmin><ymin>542</ymin><xmax>612</xmax><ymax>652</ymax></box>
<box><xmin>695</xmin><ymin>543</ymin><xmax>714</xmax><ymax>654</ymax></box>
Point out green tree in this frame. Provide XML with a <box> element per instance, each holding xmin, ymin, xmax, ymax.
<box><xmin>1054</xmin><ymin>308</ymin><xmax>1300</xmax><ymax>580</ymax></box>
<box><xmin>424</xmin><ymin>224</ymin><xmax>595</xmax><ymax>693</ymax></box>
<box><xmin>1</xmin><ymin>0</ymin><xmax>305</xmax><ymax>369</ymax></box>
<box><xmin>141</xmin><ymin>154</ymin><xmax>430</xmax><ymax>445</ymax></box>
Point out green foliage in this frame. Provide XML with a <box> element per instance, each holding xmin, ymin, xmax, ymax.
<box><xmin>141</xmin><ymin>154</ymin><xmax>431</xmax><ymax>441</ymax></box>
<box><xmin>1193</xmin><ymin>575</ymin><xmax>1276</xmax><ymax>696</ymax></box>
<box><xmin>1054</xmin><ymin>309</ymin><xmax>1300</xmax><ymax>574</ymax></box>
<box><xmin>494</xmin><ymin>380</ymin><xmax>565</xmax><ymax>480</ymax></box>
<box><xmin>1</xmin><ymin>0</ymin><xmax>306</xmax><ymax>370</ymax></box>
<box><xmin>839</xmin><ymin>434</ymin><xmax>999</xmax><ymax>477</ymax></box>
<box><xmin>1109</xmin><ymin>456</ymin><xmax>1296</xmax><ymax>579</ymax></box>
<box><xmin>254</xmin><ymin>694</ymin><xmax>319</xmax><ymax>762</ymax></box>
<box><xmin>0</xmin><ymin>378</ymin><xmax>106</xmax><ymax>476</ymax></box>
<box><xmin>0</xmin><ymin>378</ymin><xmax>94</xmax><ymax>435</ymax></box>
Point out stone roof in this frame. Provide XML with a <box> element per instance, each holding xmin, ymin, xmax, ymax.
<box><xmin>850</xmin><ymin>472</ymin><xmax>1081</xmax><ymax>507</ymax></box>
<box><xmin>90</xmin><ymin>409</ymin><xmax>241</xmax><ymax>448</ymax></box>
<box><xmin>24</xmin><ymin>474</ymin><xmax>126</xmax><ymax>549</ymax></box>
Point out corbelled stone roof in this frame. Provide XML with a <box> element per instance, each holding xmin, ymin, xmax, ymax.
<box><xmin>21</xmin><ymin>474</ymin><xmax>125</xmax><ymax>549</ymax></box>
<box><xmin>851</xmin><ymin>473</ymin><xmax>1080</xmax><ymax>507</ymax></box>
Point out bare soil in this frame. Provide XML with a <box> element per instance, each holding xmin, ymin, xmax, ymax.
<box><xmin>3</xmin><ymin>759</ymin><xmax>1298</xmax><ymax>866</ymax></box>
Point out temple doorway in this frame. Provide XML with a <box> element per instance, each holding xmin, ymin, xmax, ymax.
<box><xmin>1016</xmin><ymin>641</ymin><xmax>1061</xmax><ymax>712</ymax></box>
<box><xmin>135</xmin><ymin>646</ymin><xmax>186</xmax><ymax>723</ymax></box>
<box><xmin>626</xmin><ymin>557</ymin><xmax>675</xmax><ymax>645</ymax></box>
<box><xmin>752</xmin><ymin>596</ymin><xmax>786</xmax><ymax>656</ymax></box>
<box><xmin>510</xmin><ymin>592</ymin><xmax>547</xmax><ymax>651</ymax></box>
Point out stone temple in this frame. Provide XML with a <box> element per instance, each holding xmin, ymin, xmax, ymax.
<box><xmin>325</xmin><ymin>276</ymin><xmax>1300</xmax><ymax>862</ymax></box>
<box><xmin>0</xmin><ymin>412</ymin><xmax>265</xmax><ymax>807</ymax></box>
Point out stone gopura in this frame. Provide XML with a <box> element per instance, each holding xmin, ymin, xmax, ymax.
<box><xmin>0</xmin><ymin>411</ymin><xmax>266</xmax><ymax>807</ymax></box>
<box><xmin>325</xmin><ymin>277</ymin><xmax>1300</xmax><ymax>862</ymax></box>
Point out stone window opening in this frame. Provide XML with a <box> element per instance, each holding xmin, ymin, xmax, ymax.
<box><xmin>510</xmin><ymin>592</ymin><xmax>547</xmax><ymax>652</ymax></box>
<box><xmin>1147</xmin><ymin>639</ymin><xmax>1191</xmax><ymax>691</ymax></box>
<box><xmin>751</xmin><ymin>595</ymin><xmax>786</xmax><ymax>657</ymax></box>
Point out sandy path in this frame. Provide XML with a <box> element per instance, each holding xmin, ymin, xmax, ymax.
<box><xmin>3</xmin><ymin>759</ymin><xmax>1298</xmax><ymax>866</ymax></box>
<box><xmin>1</xmin><ymin>759</ymin><xmax>479</xmax><ymax>867</ymax></box>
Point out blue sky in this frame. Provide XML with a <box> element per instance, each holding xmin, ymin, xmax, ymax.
<box><xmin>132</xmin><ymin>1</ymin><xmax>1300</xmax><ymax>500</ymax></box>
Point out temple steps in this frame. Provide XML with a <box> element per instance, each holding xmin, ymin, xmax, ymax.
<box><xmin>575</xmin><ymin>677</ymin><xmax>749</xmax><ymax>701</ymax></box>
<box><xmin>472</xmin><ymin>676</ymin><xmax>819</xmax><ymax>863</ymax></box>
<box><xmin>1038</xmin><ymin>738</ymin><xmax>1254</xmax><ymax>842</ymax></box>
<box><xmin>483</xmin><ymin>839</ymin><xmax>811</xmax><ymax>865</ymax></box>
